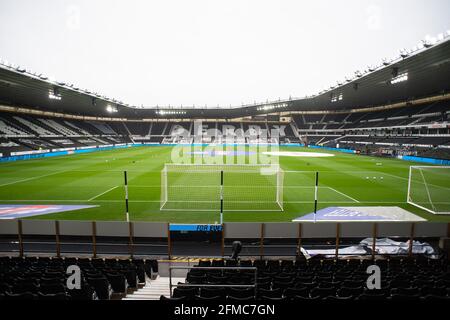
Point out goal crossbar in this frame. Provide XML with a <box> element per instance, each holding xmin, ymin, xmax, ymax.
<box><xmin>160</xmin><ymin>164</ymin><xmax>284</xmax><ymax>212</ymax></box>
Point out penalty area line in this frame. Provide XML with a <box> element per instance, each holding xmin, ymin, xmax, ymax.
<box><xmin>326</xmin><ymin>187</ymin><xmax>360</xmax><ymax>203</ymax></box>
<box><xmin>88</xmin><ymin>186</ymin><xmax>119</xmax><ymax>202</ymax></box>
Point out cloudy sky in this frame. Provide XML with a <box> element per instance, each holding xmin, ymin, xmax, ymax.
<box><xmin>0</xmin><ymin>0</ymin><xmax>449</xmax><ymax>107</ymax></box>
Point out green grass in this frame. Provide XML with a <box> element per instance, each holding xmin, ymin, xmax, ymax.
<box><xmin>0</xmin><ymin>145</ymin><xmax>449</xmax><ymax>223</ymax></box>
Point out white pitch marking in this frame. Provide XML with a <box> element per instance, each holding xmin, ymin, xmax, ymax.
<box><xmin>0</xmin><ymin>170</ymin><xmax>68</xmax><ymax>188</ymax></box>
<box><xmin>1</xmin><ymin>200</ymin><xmax>428</xmax><ymax>204</ymax></box>
<box><xmin>88</xmin><ymin>185</ymin><xmax>119</xmax><ymax>202</ymax></box>
<box><xmin>326</xmin><ymin>187</ymin><xmax>360</xmax><ymax>203</ymax></box>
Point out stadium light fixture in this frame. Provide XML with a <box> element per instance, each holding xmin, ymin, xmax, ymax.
<box><xmin>156</xmin><ymin>110</ymin><xmax>186</xmax><ymax>116</ymax></box>
<box><xmin>106</xmin><ymin>105</ymin><xmax>118</xmax><ymax>113</ymax></box>
<box><xmin>390</xmin><ymin>72</ymin><xmax>408</xmax><ymax>85</ymax></box>
<box><xmin>256</xmin><ymin>102</ymin><xmax>289</xmax><ymax>112</ymax></box>
<box><xmin>49</xmin><ymin>88</ymin><xmax>62</xmax><ymax>100</ymax></box>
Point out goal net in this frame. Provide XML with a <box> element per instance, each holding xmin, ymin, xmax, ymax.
<box><xmin>160</xmin><ymin>164</ymin><xmax>284</xmax><ymax>211</ymax></box>
<box><xmin>407</xmin><ymin>166</ymin><xmax>450</xmax><ymax>215</ymax></box>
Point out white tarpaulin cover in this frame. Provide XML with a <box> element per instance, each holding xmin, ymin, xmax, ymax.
<box><xmin>303</xmin><ymin>237</ymin><xmax>437</xmax><ymax>258</ymax></box>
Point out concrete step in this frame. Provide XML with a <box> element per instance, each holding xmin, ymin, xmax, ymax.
<box><xmin>122</xmin><ymin>276</ymin><xmax>185</xmax><ymax>300</ymax></box>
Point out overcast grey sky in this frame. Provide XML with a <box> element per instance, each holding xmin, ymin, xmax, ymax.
<box><xmin>0</xmin><ymin>0</ymin><xmax>449</xmax><ymax>107</ymax></box>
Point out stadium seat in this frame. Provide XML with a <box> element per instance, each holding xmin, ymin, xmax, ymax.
<box><xmin>284</xmin><ymin>287</ymin><xmax>309</xmax><ymax>298</ymax></box>
<box><xmin>324</xmin><ymin>295</ymin><xmax>353</xmax><ymax>301</ymax></box>
<box><xmin>173</xmin><ymin>287</ymin><xmax>198</xmax><ymax>299</ymax></box>
<box><xmin>257</xmin><ymin>288</ymin><xmax>282</xmax><ymax>298</ymax></box>
<box><xmin>38</xmin><ymin>292</ymin><xmax>69</xmax><ymax>300</ymax></box>
<box><xmin>422</xmin><ymin>295</ymin><xmax>450</xmax><ymax>301</ymax></box>
<box><xmin>291</xmin><ymin>295</ymin><xmax>321</xmax><ymax>301</ymax></box>
<box><xmin>4</xmin><ymin>292</ymin><xmax>38</xmax><ymax>300</ymax></box>
<box><xmin>358</xmin><ymin>293</ymin><xmax>387</xmax><ymax>301</ymax></box>
<box><xmin>10</xmin><ymin>283</ymin><xmax>38</xmax><ymax>294</ymax></box>
<box><xmin>200</xmin><ymin>287</ymin><xmax>226</xmax><ymax>299</ymax></box>
<box><xmin>390</xmin><ymin>294</ymin><xmax>421</xmax><ymax>300</ymax></box>
<box><xmin>227</xmin><ymin>295</ymin><xmax>255</xmax><ymax>302</ymax></box>
<box><xmin>260</xmin><ymin>296</ymin><xmax>287</xmax><ymax>301</ymax></box>
<box><xmin>87</xmin><ymin>277</ymin><xmax>111</xmax><ymax>300</ymax></box>
<box><xmin>160</xmin><ymin>295</ymin><xmax>186</xmax><ymax>301</ymax></box>
<box><xmin>186</xmin><ymin>274</ymin><xmax>206</xmax><ymax>284</ymax></box>
<box><xmin>39</xmin><ymin>283</ymin><xmax>66</xmax><ymax>295</ymax></box>
<box><xmin>337</xmin><ymin>286</ymin><xmax>364</xmax><ymax>298</ymax></box>
<box><xmin>227</xmin><ymin>288</ymin><xmax>254</xmax><ymax>299</ymax></box>
<box><xmin>68</xmin><ymin>286</ymin><xmax>96</xmax><ymax>300</ymax></box>
<box><xmin>272</xmin><ymin>280</ymin><xmax>294</xmax><ymax>290</ymax></box>
<box><xmin>194</xmin><ymin>295</ymin><xmax>222</xmax><ymax>301</ymax></box>
<box><xmin>310</xmin><ymin>287</ymin><xmax>336</xmax><ymax>298</ymax></box>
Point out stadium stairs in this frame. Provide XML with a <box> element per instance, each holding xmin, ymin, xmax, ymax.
<box><xmin>122</xmin><ymin>276</ymin><xmax>186</xmax><ymax>300</ymax></box>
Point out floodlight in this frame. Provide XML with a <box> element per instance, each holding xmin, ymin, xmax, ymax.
<box><xmin>106</xmin><ymin>105</ymin><xmax>118</xmax><ymax>113</ymax></box>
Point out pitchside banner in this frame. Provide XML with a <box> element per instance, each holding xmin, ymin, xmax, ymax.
<box><xmin>293</xmin><ymin>206</ymin><xmax>426</xmax><ymax>222</ymax></box>
<box><xmin>0</xmin><ymin>205</ymin><xmax>97</xmax><ymax>219</ymax></box>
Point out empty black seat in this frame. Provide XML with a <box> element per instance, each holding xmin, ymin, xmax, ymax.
<box><xmin>11</xmin><ymin>283</ymin><xmax>38</xmax><ymax>294</ymax></box>
<box><xmin>310</xmin><ymin>287</ymin><xmax>335</xmax><ymax>298</ymax></box>
<box><xmin>4</xmin><ymin>292</ymin><xmax>37</xmax><ymax>300</ymax></box>
<box><xmin>337</xmin><ymin>286</ymin><xmax>364</xmax><ymax>298</ymax></box>
<box><xmin>87</xmin><ymin>277</ymin><xmax>111</xmax><ymax>300</ymax></box>
<box><xmin>38</xmin><ymin>292</ymin><xmax>69</xmax><ymax>300</ymax></box>
<box><xmin>198</xmin><ymin>260</ymin><xmax>211</xmax><ymax>267</ymax></box>
<box><xmin>201</xmin><ymin>287</ymin><xmax>226</xmax><ymax>299</ymax></box>
<box><xmin>212</xmin><ymin>260</ymin><xmax>225</xmax><ymax>267</ymax></box>
<box><xmin>194</xmin><ymin>295</ymin><xmax>222</xmax><ymax>301</ymax></box>
<box><xmin>68</xmin><ymin>286</ymin><xmax>96</xmax><ymax>300</ymax></box>
<box><xmin>260</xmin><ymin>296</ymin><xmax>287</xmax><ymax>301</ymax></box>
<box><xmin>390</xmin><ymin>293</ymin><xmax>421</xmax><ymax>300</ymax></box>
<box><xmin>39</xmin><ymin>283</ymin><xmax>66</xmax><ymax>295</ymax></box>
<box><xmin>227</xmin><ymin>295</ymin><xmax>254</xmax><ymax>302</ymax></box>
<box><xmin>173</xmin><ymin>287</ymin><xmax>198</xmax><ymax>299</ymax></box>
<box><xmin>358</xmin><ymin>293</ymin><xmax>386</xmax><ymax>300</ymax></box>
<box><xmin>284</xmin><ymin>287</ymin><xmax>309</xmax><ymax>298</ymax></box>
<box><xmin>257</xmin><ymin>288</ymin><xmax>282</xmax><ymax>299</ymax></box>
<box><xmin>160</xmin><ymin>295</ymin><xmax>186</xmax><ymax>301</ymax></box>
<box><xmin>227</xmin><ymin>288</ymin><xmax>254</xmax><ymax>299</ymax></box>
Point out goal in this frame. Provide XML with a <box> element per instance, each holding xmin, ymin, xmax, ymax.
<box><xmin>407</xmin><ymin>166</ymin><xmax>450</xmax><ymax>215</ymax></box>
<box><xmin>160</xmin><ymin>164</ymin><xmax>284</xmax><ymax>211</ymax></box>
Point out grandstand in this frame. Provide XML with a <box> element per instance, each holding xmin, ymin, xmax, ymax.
<box><xmin>0</xmin><ymin>19</ymin><xmax>449</xmax><ymax>309</ymax></box>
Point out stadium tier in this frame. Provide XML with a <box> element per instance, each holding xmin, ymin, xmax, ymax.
<box><xmin>0</xmin><ymin>100</ymin><xmax>449</xmax><ymax>159</ymax></box>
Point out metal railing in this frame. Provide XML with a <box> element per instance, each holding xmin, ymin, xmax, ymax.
<box><xmin>169</xmin><ymin>266</ymin><xmax>258</xmax><ymax>298</ymax></box>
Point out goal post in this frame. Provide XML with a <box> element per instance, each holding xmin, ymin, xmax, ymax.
<box><xmin>407</xmin><ymin>166</ymin><xmax>450</xmax><ymax>215</ymax></box>
<box><xmin>160</xmin><ymin>164</ymin><xmax>284</xmax><ymax>212</ymax></box>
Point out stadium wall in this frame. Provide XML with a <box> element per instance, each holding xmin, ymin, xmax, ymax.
<box><xmin>2</xmin><ymin>142</ymin><xmax>449</xmax><ymax>166</ymax></box>
<box><xmin>399</xmin><ymin>155</ymin><xmax>450</xmax><ymax>165</ymax></box>
<box><xmin>0</xmin><ymin>220</ymin><xmax>448</xmax><ymax>258</ymax></box>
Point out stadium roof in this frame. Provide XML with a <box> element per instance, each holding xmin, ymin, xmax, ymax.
<box><xmin>0</xmin><ymin>36</ymin><xmax>449</xmax><ymax>119</ymax></box>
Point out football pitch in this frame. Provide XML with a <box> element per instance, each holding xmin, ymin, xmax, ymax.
<box><xmin>0</xmin><ymin>145</ymin><xmax>449</xmax><ymax>223</ymax></box>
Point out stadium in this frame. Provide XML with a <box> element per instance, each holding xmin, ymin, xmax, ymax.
<box><xmin>0</xmin><ymin>0</ymin><xmax>449</xmax><ymax>312</ymax></box>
